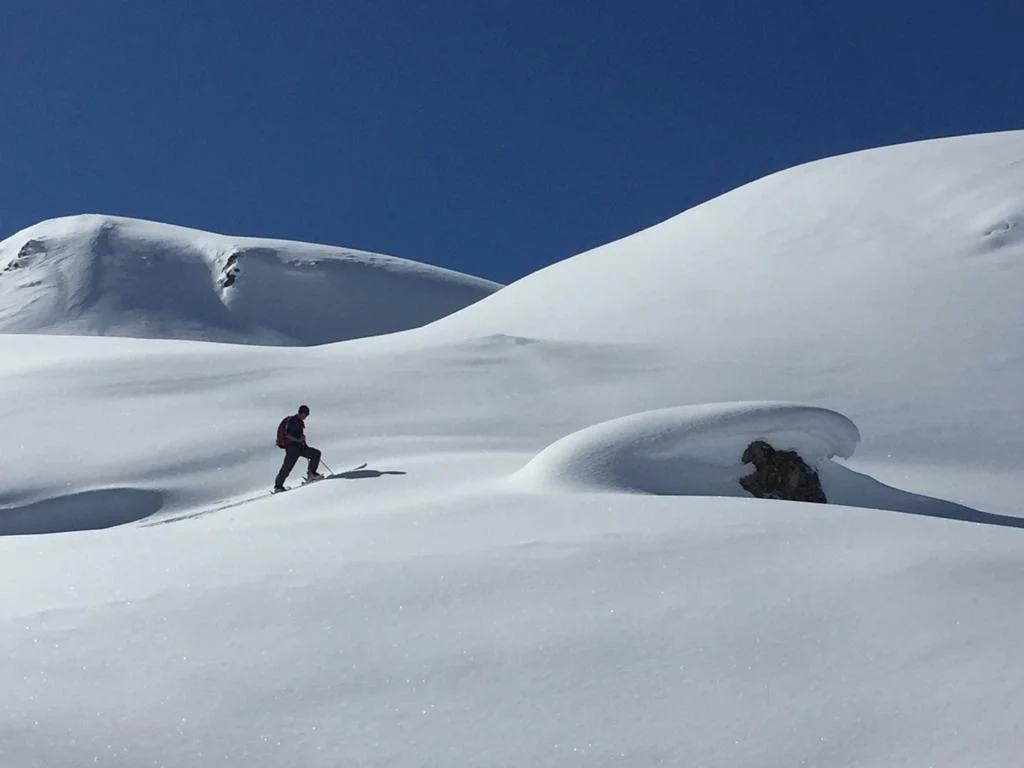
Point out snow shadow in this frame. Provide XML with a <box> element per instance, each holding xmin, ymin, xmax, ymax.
<box><xmin>0</xmin><ymin>488</ymin><xmax>164</xmax><ymax>535</ymax></box>
<box><xmin>820</xmin><ymin>464</ymin><xmax>1024</xmax><ymax>529</ymax></box>
<box><xmin>328</xmin><ymin>469</ymin><xmax>407</xmax><ymax>481</ymax></box>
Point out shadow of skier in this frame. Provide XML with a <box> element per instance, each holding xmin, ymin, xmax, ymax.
<box><xmin>329</xmin><ymin>469</ymin><xmax>407</xmax><ymax>480</ymax></box>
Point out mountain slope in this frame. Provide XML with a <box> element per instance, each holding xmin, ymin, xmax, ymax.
<box><xmin>424</xmin><ymin>130</ymin><xmax>1024</xmax><ymax>468</ymax></box>
<box><xmin>431</xmin><ymin>130</ymin><xmax>1024</xmax><ymax>346</ymax></box>
<box><xmin>0</xmin><ymin>215</ymin><xmax>500</xmax><ymax>345</ymax></box>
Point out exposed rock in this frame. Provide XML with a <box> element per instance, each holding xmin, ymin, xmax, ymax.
<box><xmin>18</xmin><ymin>239</ymin><xmax>46</xmax><ymax>259</ymax></box>
<box><xmin>740</xmin><ymin>439</ymin><xmax>827</xmax><ymax>503</ymax></box>
<box><xmin>2</xmin><ymin>238</ymin><xmax>46</xmax><ymax>274</ymax></box>
<box><xmin>219</xmin><ymin>252</ymin><xmax>239</xmax><ymax>288</ymax></box>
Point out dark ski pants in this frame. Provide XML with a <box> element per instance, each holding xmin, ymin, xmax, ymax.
<box><xmin>275</xmin><ymin>444</ymin><xmax>321</xmax><ymax>488</ymax></box>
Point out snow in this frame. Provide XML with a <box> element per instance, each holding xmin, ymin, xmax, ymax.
<box><xmin>423</xmin><ymin>130</ymin><xmax>1024</xmax><ymax>472</ymax></box>
<box><xmin>0</xmin><ymin>214</ymin><xmax>500</xmax><ymax>344</ymax></box>
<box><xmin>512</xmin><ymin>401</ymin><xmax>859</xmax><ymax>494</ymax></box>
<box><xmin>2</xmin><ymin>131</ymin><xmax>1024</xmax><ymax>766</ymax></box>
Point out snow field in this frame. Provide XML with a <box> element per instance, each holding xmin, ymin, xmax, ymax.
<box><xmin>2</xmin><ymin>131</ymin><xmax>1024</xmax><ymax>766</ymax></box>
<box><xmin>4</xmin><ymin>484</ymin><xmax>1024</xmax><ymax>767</ymax></box>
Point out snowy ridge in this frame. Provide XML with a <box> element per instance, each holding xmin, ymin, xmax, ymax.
<box><xmin>512</xmin><ymin>402</ymin><xmax>859</xmax><ymax>495</ymax></box>
<box><xmin>430</xmin><ymin>130</ymin><xmax>1024</xmax><ymax>346</ymax></box>
<box><xmin>0</xmin><ymin>214</ymin><xmax>500</xmax><ymax>344</ymax></box>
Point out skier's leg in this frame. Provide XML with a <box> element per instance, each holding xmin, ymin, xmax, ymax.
<box><xmin>275</xmin><ymin>446</ymin><xmax>301</xmax><ymax>488</ymax></box>
<box><xmin>302</xmin><ymin>445</ymin><xmax>322</xmax><ymax>475</ymax></box>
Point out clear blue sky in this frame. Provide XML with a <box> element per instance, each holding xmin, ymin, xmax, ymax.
<box><xmin>2</xmin><ymin>1</ymin><xmax>1021</xmax><ymax>283</ymax></box>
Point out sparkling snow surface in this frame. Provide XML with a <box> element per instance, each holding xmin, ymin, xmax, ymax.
<box><xmin>2</xmin><ymin>132</ymin><xmax>1024</xmax><ymax>767</ymax></box>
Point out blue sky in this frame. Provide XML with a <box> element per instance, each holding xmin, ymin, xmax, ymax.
<box><xmin>1</xmin><ymin>1</ymin><xmax>1021</xmax><ymax>283</ymax></box>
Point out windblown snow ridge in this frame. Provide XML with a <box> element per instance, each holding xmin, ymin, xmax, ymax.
<box><xmin>0</xmin><ymin>215</ymin><xmax>500</xmax><ymax>345</ymax></box>
<box><xmin>513</xmin><ymin>402</ymin><xmax>860</xmax><ymax>496</ymax></box>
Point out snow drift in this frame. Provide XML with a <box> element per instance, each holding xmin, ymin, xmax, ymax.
<box><xmin>512</xmin><ymin>402</ymin><xmax>859</xmax><ymax>495</ymax></box>
<box><xmin>0</xmin><ymin>215</ymin><xmax>500</xmax><ymax>345</ymax></box>
<box><xmin>512</xmin><ymin>401</ymin><xmax>995</xmax><ymax>519</ymax></box>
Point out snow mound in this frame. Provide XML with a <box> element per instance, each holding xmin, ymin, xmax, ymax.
<box><xmin>0</xmin><ymin>215</ymin><xmax>500</xmax><ymax>345</ymax></box>
<box><xmin>512</xmin><ymin>402</ymin><xmax>860</xmax><ymax>496</ymax></box>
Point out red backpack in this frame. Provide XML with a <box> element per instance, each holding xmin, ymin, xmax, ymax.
<box><xmin>275</xmin><ymin>417</ymin><xmax>290</xmax><ymax>448</ymax></box>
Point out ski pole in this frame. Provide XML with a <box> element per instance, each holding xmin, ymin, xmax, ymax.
<box><xmin>320</xmin><ymin>459</ymin><xmax>335</xmax><ymax>476</ymax></box>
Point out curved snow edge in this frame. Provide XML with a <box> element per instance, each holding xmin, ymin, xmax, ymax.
<box><xmin>512</xmin><ymin>402</ymin><xmax>860</xmax><ymax>496</ymax></box>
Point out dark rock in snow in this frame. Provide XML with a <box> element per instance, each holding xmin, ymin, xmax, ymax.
<box><xmin>740</xmin><ymin>440</ymin><xmax>827</xmax><ymax>503</ymax></box>
<box><xmin>2</xmin><ymin>239</ymin><xmax>45</xmax><ymax>273</ymax></box>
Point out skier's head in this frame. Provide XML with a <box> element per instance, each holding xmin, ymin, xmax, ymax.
<box><xmin>297</xmin><ymin>404</ymin><xmax>310</xmax><ymax>420</ymax></box>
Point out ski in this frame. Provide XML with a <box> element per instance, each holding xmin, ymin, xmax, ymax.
<box><xmin>270</xmin><ymin>462</ymin><xmax>368</xmax><ymax>495</ymax></box>
<box><xmin>148</xmin><ymin>463</ymin><xmax>372</xmax><ymax>526</ymax></box>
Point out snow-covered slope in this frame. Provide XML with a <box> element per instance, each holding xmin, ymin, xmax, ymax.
<box><xmin>432</xmin><ymin>130</ymin><xmax>1024</xmax><ymax>346</ymax></box>
<box><xmin>3</xmin><ymin>132</ymin><xmax>1024</xmax><ymax>767</ymax></box>
<box><xmin>426</xmin><ymin>130</ymin><xmax>1024</xmax><ymax>470</ymax></box>
<box><xmin>0</xmin><ymin>214</ymin><xmax>500</xmax><ymax>344</ymax></box>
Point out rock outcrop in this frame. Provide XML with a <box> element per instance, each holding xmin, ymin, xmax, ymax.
<box><xmin>740</xmin><ymin>440</ymin><xmax>827</xmax><ymax>503</ymax></box>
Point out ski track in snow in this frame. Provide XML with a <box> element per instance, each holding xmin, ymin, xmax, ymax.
<box><xmin>145</xmin><ymin>464</ymin><xmax>371</xmax><ymax>526</ymax></box>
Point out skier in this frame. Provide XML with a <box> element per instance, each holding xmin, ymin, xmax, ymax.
<box><xmin>274</xmin><ymin>405</ymin><xmax>324</xmax><ymax>491</ymax></box>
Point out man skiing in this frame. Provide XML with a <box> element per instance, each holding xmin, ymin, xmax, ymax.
<box><xmin>274</xmin><ymin>405</ymin><xmax>324</xmax><ymax>491</ymax></box>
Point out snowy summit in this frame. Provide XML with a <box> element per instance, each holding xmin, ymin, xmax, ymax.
<box><xmin>0</xmin><ymin>214</ymin><xmax>500</xmax><ymax>345</ymax></box>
